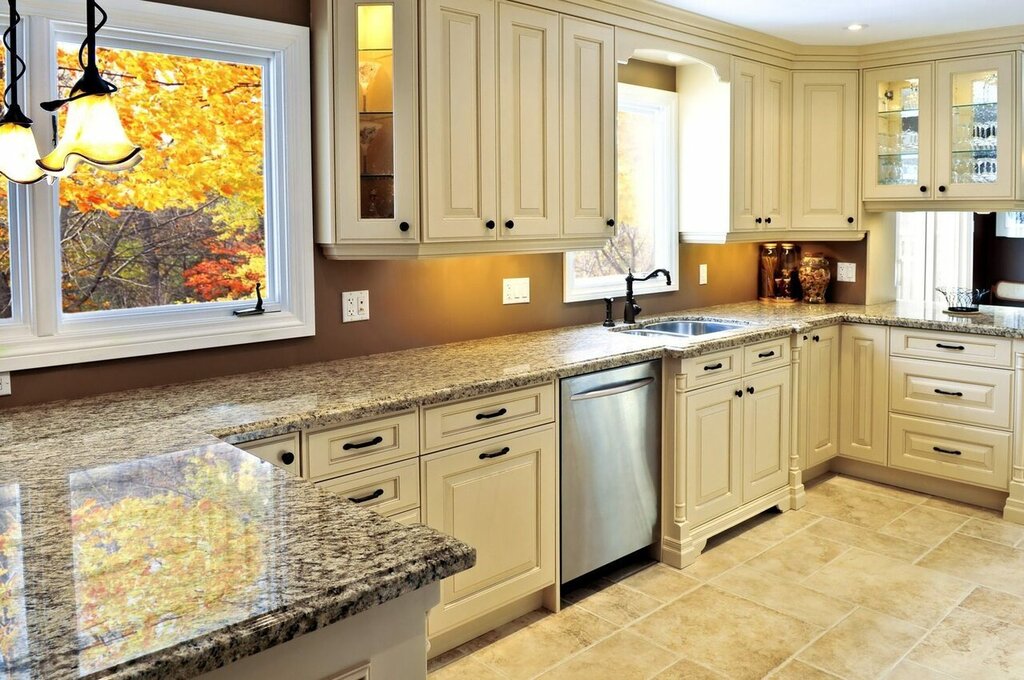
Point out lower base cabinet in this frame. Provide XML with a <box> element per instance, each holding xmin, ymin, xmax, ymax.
<box><xmin>838</xmin><ymin>324</ymin><xmax>889</xmax><ymax>464</ymax></box>
<box><xmin>422</xmin><ymin>424</ymin><xmax>556</xmax><ymax>636</ymax></box>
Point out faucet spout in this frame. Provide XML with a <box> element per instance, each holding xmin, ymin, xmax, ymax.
<box><xmin>623</xmin><ymin>269</ymin><xmax>673</xmax><ymax>324</ymax></box>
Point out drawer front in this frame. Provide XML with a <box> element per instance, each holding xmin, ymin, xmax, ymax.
<box><xmin>890</xmin><ymin>357</ymin><xmax>1013</xmax><ymax>430</ymax></box>
<box><xmin>317</xmin><ymin>458</ymin><xmax>420</xmax><ymax>517</ymax></box>
<box><xmin>743</xmin><ymin>337</ymin><xmax>791</xmax><ymax>374</ymax></box>
<box><xmin>239</xmin><ymin>433</ymin><xmax>301</xmax><ymax>476</ymax></box>
<box><xmin>890</xmin><ymin>327</ymin><xmax>1012</xmax><ymax>368</ymax></box>
<box><xmin>422</xmin><ymin>383</ymin><xmax>555</xmax><ymax>452</ymax></box>
<box><xmin>678</xmin><ymin>348</ymin><xmax>743</xmax><ymax>390</ymax></box>
<box><xmin>305</xmin><ymin>411</ymin><xmax>419</xmax><ymax>481</ymax></box>
<box><xmin>389</xmin><ymin>508</ymin><xmax>421</xmax><ymax>525</ymax></box>
<box><xmin>889</xmin><ymin>414</ymin><xmax>1010</xmax><ymax>490</ymax></box>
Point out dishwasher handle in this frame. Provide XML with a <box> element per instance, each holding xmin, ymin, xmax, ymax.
<box><xmin>569</xmin><ymin>376</ymin><xmax>655</xmax><ymax>401</ymax></box>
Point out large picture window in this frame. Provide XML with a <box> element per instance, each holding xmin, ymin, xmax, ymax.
<box><xmin>0</xmin><ymin>2</ymin><xmax>313</xmax><ymax>371</ymax></box>
<box><xmin>564</xmin><ymin>82</ymin><xmax>679</xmax><ymax>302</ymax></box>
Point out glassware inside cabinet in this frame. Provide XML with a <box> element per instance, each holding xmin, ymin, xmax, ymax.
<box><xmin>949</xmin><ymin>69</ymin><xmax>998</xmax><ymax>185</ymax></box>
<box><xmin>876</xmin><ymin>78</ymin><xmax>920</xmax><ymax>186</ymax></box>
<box><xmin>356</xmin><ymin>4</ymin><xmax>396</xmax><ymax>219</ymax></box>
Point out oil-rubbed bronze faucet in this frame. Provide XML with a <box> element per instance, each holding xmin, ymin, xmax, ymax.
<box><xmin>624</xmin><ymin>269</ymin><xmax>672</xmax><ymax>324</ymax></box>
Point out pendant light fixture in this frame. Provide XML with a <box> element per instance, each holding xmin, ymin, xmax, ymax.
<box><xmin>0</xmin><ymin>0</ymin><xmax>45</xmax><ymax>184</ymax></box>
<box><xmin>37</xmin><ymin>0</ymin><xmax>141</xmax><ymax>177</ymax></box>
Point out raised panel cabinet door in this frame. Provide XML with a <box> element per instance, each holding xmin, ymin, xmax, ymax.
<box><xmin>760</xmin><ymin>65</ymin><xmax>791</xmax><ymax>230</ymax></box>
<box><xmin>731</xmin><ymin>58</ymin><xmax>763</xmax><ymax>232</ymax></box>
<box><xmin>332</xmin><ymin>0</ymin><xmax>420</xmax><ymax>242</ymax></box>
<box><xmin>933</xmin><ymin>53</ymin><xmax>1015</xmax><ymax>200</ymax></box>
<box><xmin>423</xmin><ymin>425</ymin><xmax>556</xmax><ymax>635</ymax></box>
<box><xmin>805</xmin><ymin>326</ymin><xmax>841</xmax><ymax>468</ymax></box>
<box><xmin>792</xmin><ymin>71</ymin><xmax>860</xmax><ymax>230</ymax></box>
<box><xmin>561</xmin><ymin>17</ymin><xmax>615</xmax><ymax>237</ymax></box>
<box><xmin>862</xmin><ymin>63</ymin><xmax>934</xmax><ymax>200</ymax></box>
<box><xmin>684</xmin><ymin>381</ymin><xmax>743</xmax><ymax>527</ymax></box>
<box><xmin>742</xmin><ymin>367</ymin><xmax>791</xmax><ymax>502</ymax></box>
<box><xmin>497</xmin><ymin>3</ymin><xmax>560</xmax><ymax>239</ymax></box>
<box><xmin>839</xmin><ymin>324</ymin><xmax>890</xmax><ymax>464</ymax></box>
<box><xmin>424</xmin><ymin>0</ymin><xmax>499</xmax><ymax>241</ymax></box>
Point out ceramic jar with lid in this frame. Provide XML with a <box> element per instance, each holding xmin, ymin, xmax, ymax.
<box><xmin>798</xmin><ymin>254</ymin><xmax>831</xmax><ymax>304</ymax></box>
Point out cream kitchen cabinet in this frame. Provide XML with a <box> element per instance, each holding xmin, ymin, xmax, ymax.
<box><xmin>237</xmin><ymin>433</ymin><xmax>302</xmax><ymax>476</ymax></box>
<box><xmin>730</xmin><ymin>58</ymin><xmax>791</xmax><ymax>233</ymax></box>
<box><xmin>864</xmin><ymin>53</ymin><xmax>1020</xmax><ymax>208</ymax></box>
<box><xmin>742</xmin><ymin>367</ymin><xmax>792</xmax><ymax>501</ymax></box>
<box><xmin>799</xmin><ymin>326</ymin><xmax>840</xmax><ymax>469</ymax></box>
<box><xmin>791</xmin><ymin>71</ymin><xmax>861</xmax><ymax>231</ymax></box>
<box><xmin>838</xmin><ymin>324</ymin><xmax>889</xmax><ymax>465</ymax></box>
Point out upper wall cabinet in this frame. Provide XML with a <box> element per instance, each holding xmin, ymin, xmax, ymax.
<box><xmin>863</xmin><ymin>53</ymin><xmax>1021</xmax><ymax>209</ymax></box>
<box><xmin>313</xmin><ymin>0</ymin><xmax>614</xmax><ymax>259</ymax></box>
<box><xmin>791</xmin><ymin>71</ymin><xmax>860</xmax><ymax>231</ymax></box>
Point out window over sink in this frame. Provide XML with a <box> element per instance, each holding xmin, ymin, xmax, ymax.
<box><xmin>0</xmin><ymin>3</ymin><xmax>313</xmax><ymax>371</ymax></box>
<box><xmin>563</xmin><ymin>81</ymin><xmax>679</xmax><ymax>302</ymax></box>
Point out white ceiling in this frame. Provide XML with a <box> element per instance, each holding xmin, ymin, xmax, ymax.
<box><xmin>657</xmin><ymin>0</ymin><xmax>1024</xmax><ymax>45</ymax></box>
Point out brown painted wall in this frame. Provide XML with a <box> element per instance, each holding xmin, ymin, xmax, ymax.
<box><xmin>792</xmin><ymin>239</ymin><xmax>869</xmax><ymax>304</ymax></box>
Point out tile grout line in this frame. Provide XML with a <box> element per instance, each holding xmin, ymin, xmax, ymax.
<box><xmin>879</xmin><ymin>584</ymin><xmax>978</xmax><ymax>678</ymax></box>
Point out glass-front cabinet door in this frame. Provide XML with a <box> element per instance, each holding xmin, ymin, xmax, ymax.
<box><xmin>862</xmin><ymin>64</ymin><xmax>934</xmax><ymax>199</ymax></box>
<box><xmin>933</xmin><ymin>54</ymin><xmax>1015</xmax><ymax>200</ymax></box>
<box><xmin>333</xmin><ymin>0</ymin><xmax>418</xmax><ymax>241</ymax></box>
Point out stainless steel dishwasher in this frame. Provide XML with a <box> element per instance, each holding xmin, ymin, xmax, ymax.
<box><xmin>560</xmin><ymin>360</ymin><xmax>661</xmax><ymax>583</ymax></box>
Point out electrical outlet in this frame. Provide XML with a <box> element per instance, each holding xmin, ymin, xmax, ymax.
<box><xmin>837</xmin><ymin>262</ymin><xmax>857</xmax><ymax>283</ymax></box>
<box><xmin>503</xmin><ymin>278</ymin><xmax>530</xmax><ymax>305</ymax></box>
<box><xmin>342</xmin><ymin>290</ymin><xmax>370</xmax><ymax>322</ymax></box>
<box><xmin>0</xmin><ymin>372</ymin><xmax>10</xmax><ymax>397</ymax></box>
<box><xmin>699</xmin><ymin>264</ymin><xmax>708</xmax><ymax>286</ymax></box>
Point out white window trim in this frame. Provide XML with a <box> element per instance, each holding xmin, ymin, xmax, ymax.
<box><xmin>0</xmin><ymin>0</ymin><xmax>314</xmax><ymax>372</ymax></box>
<box><xmin>563</xmin><ymin>82</ymin><xmax>679</xmax><ymax>303</ymax></box>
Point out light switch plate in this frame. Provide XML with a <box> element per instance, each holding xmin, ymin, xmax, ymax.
<box><xmin>0</xmin><ymin>372</ymin><xmax>10</xmax><ymax>397</ymax></box>
<box><xmin>503</xmin><ymin>278</ymin><xmax>530</xmax><ymax>305</ymax></box>
<box><xmin>342</xmin><ymin>290</ymin><xmax>370</xmax><ymax>322</ymax></box>
<box><xmin>837</xmin><ymin>262</ymin><xmax>857</xmax><ymax>283</ymax></box>
<box><xmin>699</xmin><ymin>264</ymin><xmax>708</xmax><ymax>286</ymax></box>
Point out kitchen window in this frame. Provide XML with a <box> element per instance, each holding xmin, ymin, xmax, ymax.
<box><xmin>895</xmin><ymin>212</ymin><xmax>974</xmax><ymax>304</ymax></box>
<box><xmin>0</xmin><ymin>2</ymin><xmax>313</xmax><ymax>371</ymax></box>
<box><xmin>564</xmin><ymin>82</ymin><xmax>679</xmax><ymax>303</ymax></box>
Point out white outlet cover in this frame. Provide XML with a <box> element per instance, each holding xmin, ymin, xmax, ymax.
<box><xmin>837</xmin><ymin>262</ymin><xmax>857</xmax><ymax>283</ymax></box>
<box><xmin>699</xmin><ymin>264</ymin><xmax>708</xmax><ymax>286</ymax></box>
<box><xmin>503</xmin><ymin>278</ymin><xmax>530</xmax><ymax>305</ymax></box>
<box><xmin>342</xmin><ymin>290</ymin><xmax>370</xmax><ymax>322</ymax></box>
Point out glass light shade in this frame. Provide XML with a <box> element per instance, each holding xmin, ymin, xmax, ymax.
<box><xmin>0</xmin><ymin>121</ymin><xmax>45</xmax><ymax>184</ymax></box>
<box><xmin>357</xmin><ymin>5</ymin><xmax>393</xmax><ymax>51</ymax></box>
<box><xmin>37</xmin><ymin>93</ymin><xmax>142</xmax><ymax>177</ymax></box>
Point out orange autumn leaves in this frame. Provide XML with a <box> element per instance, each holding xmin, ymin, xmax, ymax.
<box><xmin>56</xmin><ymin>45</ymin><xmax>267</xmax><ymax>312</ymax></box>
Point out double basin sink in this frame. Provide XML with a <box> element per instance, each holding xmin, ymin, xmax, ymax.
<box><xmin>621</xmin><ymin>320</ymin><xmax>750</xmax><ymax>338</ymax></box>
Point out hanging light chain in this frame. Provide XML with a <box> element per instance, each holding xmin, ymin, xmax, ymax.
<box><xmin>78</xmin><ymin>0</ymin><xmax>107</xmax><ymax>72</ymax></box>
<box><xmin>3</xmin><ymin>0</ymin><xmax>28</xmax><ymax>110</ymax></box>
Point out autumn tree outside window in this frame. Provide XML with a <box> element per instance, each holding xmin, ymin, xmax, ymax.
<box><xmin>0</xmin><ymin>2</ymin><xmax>313</xmax><ymax>371</ymax></box>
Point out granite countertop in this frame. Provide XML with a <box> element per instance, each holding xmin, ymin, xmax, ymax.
<box><xmin>4</xmin><ymin>298</ymin><xmax>1024</xmax><ymax>679</ymax></box>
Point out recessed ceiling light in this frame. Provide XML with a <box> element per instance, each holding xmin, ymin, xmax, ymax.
<box><xmin>846</xmin><ymin>23</ymin><xmax>866</xmax><ymax>31</ymax></box>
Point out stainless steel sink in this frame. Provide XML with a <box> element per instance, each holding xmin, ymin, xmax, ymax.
<box><xmin>641</xmin><ymin>320</ymin><xmax>748</xmax><ymax>336</ymax></box>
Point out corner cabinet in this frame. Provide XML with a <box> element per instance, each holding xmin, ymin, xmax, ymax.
<box><xmin>313</xmin><ymin>0</ymin><xmax>615</xmax><ymax>259</ymax></box>
<box><xmin>838</xmin><ymin>324</ymin><xmax>889</xmax><ymax>464</ymax></box>
<box><xmin>863</xmin><ymin>53</ymin><xmax>1022</xmax><ymax>209</ymax></box>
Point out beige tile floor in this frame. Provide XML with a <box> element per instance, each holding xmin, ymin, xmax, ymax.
<box><xmin>428</xmin><ymin>474</ymin><xmax>1024</xmax><ymax>680</ymax></box>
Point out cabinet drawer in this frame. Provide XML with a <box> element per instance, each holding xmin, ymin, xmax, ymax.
<box><xmin>890</xmin><ymin>327</ymin><xmax>1012</xmax><ymax>368</ymax></box>
<box><xmin>743</xmin><ymin>337</ymin><xmax>791</xmax><ymax>374</ymax></box>
<box><xmin>890</xmin><ymin>358</ymin><xmax>1012</xmax><ymax>430</ymax></box>
<box><xmin>889</xmin><ymin>414</ymin><xmax>1010</xmax><ymax>490</ymax></box>
<box><xmin>678</xmin><ymin>348</ymin><xmax>743</xmax><ymax>390</ymax></box>
<box><xmin>238</xmin><ymin>433</ymin><xmax>301</xmax><ymax>476</ymax></box>
<box><xmin>317</xmin><ymin>458</ymin><xmax>420</xmax><ymax>517</ymax></box>
<box><xmin>389</xmin><ymin>508</ymin><xmax>421</xmax><ymax>525</ymax></box>
<box><xmin>305</xmin><ymin>411</ymin><xmax>419</xmax><ymax>481</ymax></box>
<box><xmin>422</xmin><ymin>383</ymin><xmax>555</xmax><ymax>452</ymax></box>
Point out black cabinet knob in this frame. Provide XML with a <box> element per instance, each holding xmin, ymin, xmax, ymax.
<box><xmin>280</xmin><ymin>451</ymin><xmax>295</xmax><ymax>465</ymax></box>
<box><xmin>765</xmin><ymin>217</ymin><xmax>772</xmax><ymax>225</ymax></box>
<box><xmin>813</xmin><ymin>335</ymin><xmax>820</xmax><ymax>342</ymax></box>
<box><xmin>847</xmin><ymin>216</ymin><xmax>855</xmax><ymax>224</ymax></box>
<box><xmin>920</xmin><ymin>185</ymin><xmax>928</xmax><ymax>193</ymax></box>
<box><xmin>607</xmin><ymin>218</ymin><xmax>616</xmax><ymax>227</ymax></box>
<box><xmin>755</xmin><ymin>217</ymin><xmax>763</xmax><ymax>224</ymax></box>
<box><xmin>505</xmin><ymin>220</ymin><xmax>515</xmax><ymax>229</ymax></box>
<box><xmin>939</xmin><ymin>185</ymin><xmax>947</xmax><ymax>193</ymax></box>
<box><xmin>399</xmin><ymin>221</ymin><xmax>410</xmax><ymax>232</ymax></box>
<box><xmin>747</xmin><ymin>386</ymin><xmax>755</xmax><ymax>394</ymax></box>
<box><xmin>485</xmin><ymin>220</ymin><xmax>496</xmax><ymax>230</ymax></box>
<box><xmin>735</xmin><ymin>390</ymin><xmax>743</xmax><ymax>398</ymax></box>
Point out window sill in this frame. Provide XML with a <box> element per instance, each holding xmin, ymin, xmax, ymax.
<box><xmin>564</xmin><ymin>280</ymin><xmax>680</xmax><ymax>304</ymax></box>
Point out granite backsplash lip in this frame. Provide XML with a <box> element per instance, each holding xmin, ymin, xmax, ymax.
<box><xmin>5</xmin><ymin>298</ymin><xmax>1024</xmax><ymax>679</ymax></box>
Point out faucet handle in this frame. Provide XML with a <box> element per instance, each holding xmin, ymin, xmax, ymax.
<box><xmin>602</xmin><ymin>298</ymin><xmax>615</xmax><ymax>327</ymax></box>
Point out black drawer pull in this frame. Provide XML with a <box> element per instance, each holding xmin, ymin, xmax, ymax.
<box><xmin>479</xmin><ymin>447</ymin><xmax>511</xmax><ymax>460</ymax></box>
<box><xmin>936</xmin><ymin>343</ymin><xmax>966</xmax><ymax>351</ymax></box>
<box><xmin>932</xmin><ymin>446</ymin><xmax>962</xmax><ymax>456</ymax></box>
<box><xmin>476</xmin><ymin>407</ymin><xmax>508</xmax><ymax>420</ymax></box>
<box><xmin>280</xmin><ymin>451</ymin><xmax>295</xmax><ymax>465</ymax></box>
<box><xmin>757</xmin><ymin>350</ymin><xmax>776</xmax><ymax>358</ymax></box>
<box><xmin>343</xmin><ymin>436</ymin><xmax>384</xmax><ymax>451</ymax></box>
<box><xmin>349</xmin><ymin>488</ymin><xmax>385</xmax><ymax>503</ymax></box>
<box><xmin>704</xmin><ymin>362</ymin><xmax>724</xmax><ymax>371</ymax></box>
<box><xmin>934</xmin><ymin>388</ymin><xmax>964</xmax><ymax>397</ymax></box>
